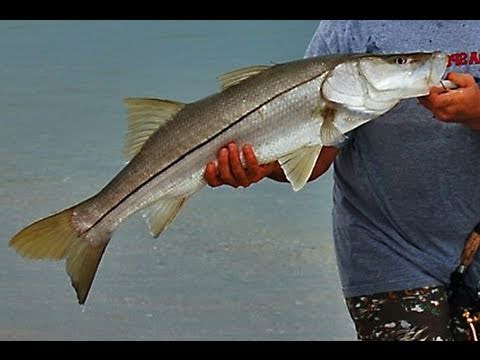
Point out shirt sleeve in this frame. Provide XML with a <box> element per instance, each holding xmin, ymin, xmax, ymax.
<box><xmin>305</xmin><ymin>20</ymin><xmax>368</xmax><ymax>58</ymax></box>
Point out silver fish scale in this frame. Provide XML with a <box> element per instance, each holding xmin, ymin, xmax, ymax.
<box><xmin>78</xmin><ymin>58</ymin><xmax>333</xmax><ymax>225</ymax></box>
<box><xmin>79</xmin><ymin>59</ymin><xmax>333</xmax><ymax>229</ymax></box>
<box><xmin>101</xmin><ymin>76</ymin><xmax>326</xmax><ymax>231</ymax></box>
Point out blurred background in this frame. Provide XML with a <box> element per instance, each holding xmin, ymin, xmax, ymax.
<box><xmin>0</xmin><ymin>20</ymin><xmax>355</xmax><ymax>340</ymax></box>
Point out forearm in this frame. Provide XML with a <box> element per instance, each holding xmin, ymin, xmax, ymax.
<box><xmin>266</xmin><ymin>161</ymin><xmax>288</xmax><ymax>182</ymax></box>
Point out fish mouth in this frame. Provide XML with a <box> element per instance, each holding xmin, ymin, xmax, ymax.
<box><xmin>427</xmin><ymin>52</ymin><xmax>449</xmax><ymax>86</ymax></box>
<box><xmin>405</xmin><ymin>52</ymin><xmax>449</xmax><ymax>98</ymax></box>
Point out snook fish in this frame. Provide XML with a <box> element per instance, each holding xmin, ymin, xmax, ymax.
<box><xmin>9</xmin><ymin>52</ymin><xmax>449</xmax><ymax>304</ymax></box>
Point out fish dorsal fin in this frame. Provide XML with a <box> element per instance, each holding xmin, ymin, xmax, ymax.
<box><xmin>142</xmin><ymin>197</ymin><xmax>188</xmax><ymax>238</ymax></box>
<box><xmin>123</xmin><ymin>98</ymin><xmax>185</xmax><ymax>161</ymax></box>
<box><xmin>218</xmin><ymin>65</ymin><xmax>271</xmax><ymax>91</ymax></box>
<box><xmin>278</xmin><ymin>145</ymin><xmax>323</xmax><ymax>192</ymax></box>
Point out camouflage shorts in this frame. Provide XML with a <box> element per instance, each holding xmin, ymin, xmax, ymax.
<box><xmin>345</xmin><ymin>285</ymin><xmax>477</xmax><ymax>341</ymax></box>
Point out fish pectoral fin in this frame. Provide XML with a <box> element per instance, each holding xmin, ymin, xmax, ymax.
<box><xmin>320</xmin><ymin>115</ymin><xmax>346</xmax><ymax>146</ymax></box>
<box><xmin>330</xmin><ymin>106</ymin><xmax>374</xmax><ymax>135</ymax></box>
<box><xmin>9</xmin><ymin>208</ymin><xmax>110</xmax><ymax>304</ymax></box>
<box><xmin>123</xmin><ymin>98</ymin><xmax>185</xmax><ymax>161</ymax></box>
<box><xmin>218</xmin><ymin>65</ymin><xmax>271</xmax><ymax>91</ymax></box>
<box><xmin>278</xmin><ymin>145</ymin><xmax>323</xmax><ymax>192</ymax></box>
<box><xmin>143</xmin><ymin>197</ymin><xmax>188</xmax><ymax>238</ymax></box>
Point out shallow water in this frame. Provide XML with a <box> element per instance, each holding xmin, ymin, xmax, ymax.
<box><xmin>0</xmin><ymin>20</ymin><xmax>356</xmax><ymax>340</ymax></box>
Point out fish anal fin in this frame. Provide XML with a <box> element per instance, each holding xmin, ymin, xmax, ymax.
<box><xmin>278</xmin><ymin>145</ymin><xmax>323</xmax><ymax>192</ymax></box>
<box><xmin>143</xmin><ymin>198</ymin><xmax>188</xmax><ymax>238</ymax></box>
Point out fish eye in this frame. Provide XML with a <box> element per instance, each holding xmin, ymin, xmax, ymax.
<box><xmin>395</xmin><ymin>56</ymin><xmax>407</xmax><ymax>65</ymax></box>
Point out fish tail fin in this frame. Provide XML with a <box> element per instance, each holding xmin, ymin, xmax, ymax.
<box><xmin>66</xmin><ymin>235</ymin><xmax>109</xmax><ymax>304</ymax></box>
<box><xmin>9</xmin><ymin>207</ymin><xmax>110</xmax><ymax>304</ymax></box>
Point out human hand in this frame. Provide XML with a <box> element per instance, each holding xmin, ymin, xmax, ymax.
<box><xmin>419</xmin><ymin>72</ymin><xmax>480</xmax><ymax>131</ymax></box>
<box><xmin>204</xmin><ymin>142</ymin><xmax>277</xmax><ymax>188</ymax></box>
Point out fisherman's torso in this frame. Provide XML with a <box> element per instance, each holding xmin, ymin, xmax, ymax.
<box><xmin>306</xmin><ymin>20</ymin><xmax>480</xmax><ymax>297</ymax></box>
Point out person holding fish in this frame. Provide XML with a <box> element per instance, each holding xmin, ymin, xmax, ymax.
<box><xmin>205</xmin><ymin>20</ymin><xmax>480</xmax><ymax>341</ymax></box>
<box><xmin>9</xmin><ymin>20</ymin><xmax>480</xmax><ymax>342</ymax></box>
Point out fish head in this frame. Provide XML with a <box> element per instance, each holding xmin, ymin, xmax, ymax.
<box><xmin>321</xmin><ymin>52</ymin><xmax>449</xmax><ymax>115</ymax></box>
<box><xmin>358</xmin><ymin>52</ymin><xmax>448</xmax><ymax>97</ymax></box>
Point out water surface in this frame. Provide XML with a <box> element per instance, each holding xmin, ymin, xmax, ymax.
<box><xmin>0</xmin><ymin>20</ymin><xmax>355</xmax><ymax>340</ymax></box>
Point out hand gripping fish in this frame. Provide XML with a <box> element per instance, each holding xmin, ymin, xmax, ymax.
<box><xmin>9</xmin><ymin>52</ymin><xmax>450</xmax><ymax>304</ymax></box>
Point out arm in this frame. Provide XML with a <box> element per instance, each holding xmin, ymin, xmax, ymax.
<box><xmin>419</xmin><ymin>72</ymin><xmax>480</xmax><ymax>131</ymax></box>
<box><xmin>204</xmin><ymin>142</ymin><xmax>338</xmax><ymax>188</ymax></box>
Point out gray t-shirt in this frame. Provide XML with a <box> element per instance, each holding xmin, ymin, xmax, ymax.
<box><xmin>305</xmin><ymin>20</ymin><xmax>480</xmax><ymax>297</ymax></box>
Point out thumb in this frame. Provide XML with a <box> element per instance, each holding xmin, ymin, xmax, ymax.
<box><xmin>427</xmin><ymin>86</ymin><xmax>445</xmax><ymax>95</ymax></box>
<box><xmin>446</xmin><ymin>72</ymin><xmax>476</xmax><ymax>88</ymax></box>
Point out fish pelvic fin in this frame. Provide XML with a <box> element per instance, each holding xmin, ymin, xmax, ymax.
<box><xmin>9</xmin><ymin>208</ymin><xmax>110</xmax><ymax>304</ymax></box>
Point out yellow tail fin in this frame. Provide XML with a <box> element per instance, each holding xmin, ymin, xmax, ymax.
<box><xmin>9</xmin><ymin>209</ymin><xmax>109</xmax><ymax>304</ymax></box>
